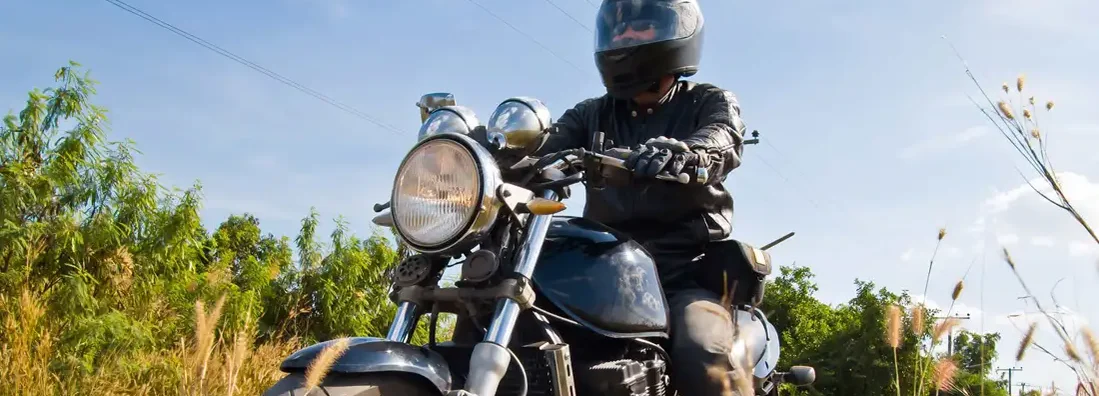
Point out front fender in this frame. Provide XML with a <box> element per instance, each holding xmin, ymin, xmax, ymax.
<box><xmin>280</xmin><ymin>337</ymin><xmax>452</xmax><ymax>394</ymax></box>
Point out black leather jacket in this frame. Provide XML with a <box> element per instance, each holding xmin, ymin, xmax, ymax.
<box><xmin>537</xmin><ymin>80</ymin><xmax>746</xmax><ymax>256</ymax></box>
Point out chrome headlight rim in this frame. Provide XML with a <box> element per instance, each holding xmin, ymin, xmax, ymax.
<box><xmin>390</xmin><ymin>132</ymin><xmax>502</xmax><ymax>254</ymax></box>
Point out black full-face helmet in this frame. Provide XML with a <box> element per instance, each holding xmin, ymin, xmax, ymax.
<box><xmin>594</xmin><ymin>0</ymin><xmax>704</xmax><ymax>99</ymax></box>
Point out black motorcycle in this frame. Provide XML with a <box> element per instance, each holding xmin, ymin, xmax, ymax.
<box><xmin>264</xmin><ymin>93</ymin><xmax>816</xmax><ymax>396</ymax></box>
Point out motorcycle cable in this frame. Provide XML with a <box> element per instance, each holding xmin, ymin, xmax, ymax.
<box><xmin>505</xmin><ymin>346</ymin><xmax>529</xmax><ymax>396</ymax></box>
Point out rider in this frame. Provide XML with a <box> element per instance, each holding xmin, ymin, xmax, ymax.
<box><xmin>535</xmin><ymin>0</ymin><xmax>748</xmax><ymax>394</ymax></box>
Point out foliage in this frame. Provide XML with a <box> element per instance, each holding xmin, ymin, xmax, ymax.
<box><xmin>762</xmin><ymin>266</ymin><xmax>1007</xmax><ymax>395</ymax></box>
<box><xmin>0</xmin><ymin>62</ymin><xmax>440</xmax><ymax>394</ymax></box>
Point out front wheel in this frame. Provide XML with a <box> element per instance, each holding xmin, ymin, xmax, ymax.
<box><xmin>263</xmin><ymin>373</ymin><xmax>438</xmax><ymax>396</ymax></box>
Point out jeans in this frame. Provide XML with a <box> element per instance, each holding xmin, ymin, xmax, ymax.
<box><xmin>665</xmin><ymin>285</ymin><xmax>742</xmax><ymax>395</ymax></box>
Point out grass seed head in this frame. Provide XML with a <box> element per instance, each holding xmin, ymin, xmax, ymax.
<box><xmin>933</xmin><ymin>358</ymin><xmax>959</xmax><ymax>391</ymax></box>
<box><xmin>952</xmin><ymin>280</ymin><xmax>964</xmax><ymax>301</ymax></box>
<box><xmin>1002</xmin><ymin>82</ymin><xmax>1010</xmax><ymax>93</ymax></box>
<box><xmin>1017</xmin><ymin>74</ymin><xmax>1026</xmax><ymax>92</ymax></box>
<box><xmin>939</xmin><ymin>228</ymin><xmax>947</xmax><ymax>241</ymax></box>
<box><xmin>305</xmin><ymin>338</ymin><xmax>352</xmax><ymax>392</ymax></box>
<box><xmin>1024</xmin><ymin>108</ymin><xmax>1032</xmax><ymax>120</ymax></box>
<box><xmin>1065</xmin><ymin>341</ymin><xmax>1082</xmax><ymax>362</ymax></box>
<box><xmin>886</xmin><ymin>305</ymin><xmax>902</xmax><ymax>348</ymax></box>
<box><xmin>911</xmin><ymin>304</ymin><xmax>926</xmax><ymax>335</ymax></box>
<box><xmin>933</xmin><ymin>318</ymin><xmax>961</xmax><ymax>343</ymax></box>
<box><xmin>1046</xmin><ymin>101</ymin><xmax>1055</xmax><ymax>111</ymax></box>
<box><xmin>1017</xmin><ymin>322</ymin><xmax>1037</xmax><ymax>361</ymax></box>
<box><xmin>1082</xmin><ymin>327</ymin><xmax>1099</xmax><ymax>365</ymax></box>
<box><xmin>998</xmin><ymin>101</ymin><xmax>1015</xmax><ymax>120</ymax></box>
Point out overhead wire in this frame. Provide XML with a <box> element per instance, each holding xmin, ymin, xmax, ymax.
<box><xmin>100</xmin><ymin>0</ymin><xmax>405</xmax><ymax>135</ymax></box>
<box><xmin>461</xmin><ymin>0</ymin><xmax>588</xmax><ymax>74</ymax></box>
<box><xmin>542</xmin><ymin>0</ymin><xmax>593</xmax><ymax>32</ymax></box>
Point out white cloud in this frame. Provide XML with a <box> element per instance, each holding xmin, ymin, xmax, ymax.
<box><xmin>1029</xmin><ymin>236</ymin><xmax>1056</xmax><ymax>247</ymax></box>
<box><xmin>898</xmin><ymin>125</ymin><xmax>990</xmax><ymax>159</ymax></box>
<box><xmin>981</xmin><ymin>172</ymin><xmax>1099</xmax><ymax>219</ymax></box>
<box><xmin>996</xmin><ymin>233</ymin><xmax>1019</xmax><ymax>246</ymax></box>
<box><xmin>1068</xmin><ymin>241</ymin><xmax>1097</xmax><ymax>258</ymax></box>
<box><xmin>900</xmin><ymin>248</ymin><xmax>915</xmax><ymax>262</ymax></box>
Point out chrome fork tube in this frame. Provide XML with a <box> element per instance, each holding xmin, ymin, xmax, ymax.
<box><xmin>386</xmin><ymin>301</ymin><xmax>418</xmax><ymax>343</ymax></box>
<box><xmin>465</xmin><ymin>190</ymin><xmax>559</xmax><ymax>396</ymax></box>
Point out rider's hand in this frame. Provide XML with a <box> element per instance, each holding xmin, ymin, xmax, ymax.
<box><xmin>624</xmin><ymin>137</ymin><xmax>700</xmax><ymax>179</ymax></box>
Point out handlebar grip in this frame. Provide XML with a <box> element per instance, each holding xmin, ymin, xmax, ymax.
<box><xmin>655</xmin><ymin>172</ymin><xmax>691</xmax><ymax>184</ymax></box>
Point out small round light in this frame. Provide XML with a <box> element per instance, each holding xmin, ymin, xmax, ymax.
<box><xmin>392</xmin><ymin>139</ymin><xmax>481</xmax><ymax>247</ymax></box>
<box><xmin>417</xmin><ymin>106</ymin><xmax>481</xmax><ymax>141</ymax></box>
<box><xmin>486</xmin><ymin>97</ymin><xmax>552</xmax><ymax>152</ymax></box>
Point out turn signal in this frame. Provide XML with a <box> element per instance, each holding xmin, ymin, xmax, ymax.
<box><xmin>525</xmin><ymin>198</ymin><xmax>566</xmax><ymax>215</ymax></box>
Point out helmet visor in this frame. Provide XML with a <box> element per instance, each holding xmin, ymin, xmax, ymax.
<box><xmin>594</xmin><ymin>0</ymin><xmax>700</xmax><ymax>52</ymax></box>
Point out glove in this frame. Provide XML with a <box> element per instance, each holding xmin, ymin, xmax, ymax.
<box><xmin>623</xmin><ymin>137</ymin><xmax>700</xmax><ymax>179</ymax></box>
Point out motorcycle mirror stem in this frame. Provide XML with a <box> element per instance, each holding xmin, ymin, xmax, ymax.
<box><xmin>761</xmin><ymin>231</ymin><xmax>795</xmax><ymax>251</ymax></box>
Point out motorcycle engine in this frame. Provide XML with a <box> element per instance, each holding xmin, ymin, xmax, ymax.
<box><xmin>585</xmin><ymin>358</ymin><xmax>669</xmax><ymax>396</ymax></box>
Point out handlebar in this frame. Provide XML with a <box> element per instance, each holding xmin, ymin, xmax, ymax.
<box><xmin>586</xmin><ymin>149</ymin><xmax>695</xmax><ymax>184</ymax></box>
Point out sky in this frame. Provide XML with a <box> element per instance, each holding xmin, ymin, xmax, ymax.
<box><xmin>2</xmin><ymin>0</ymin><xmax>1098</xmax><ymax>391</ymax></box>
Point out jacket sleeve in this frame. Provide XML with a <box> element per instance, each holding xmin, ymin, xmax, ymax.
<box><xmin>680</xmin><ymin>86</ymin><xmax>746</xmax><ymax>185</ymax></box>
<box><xmin>534</xmin><ymin>98</ymin><xmax>596</xmax><ymax>156</ymax></box>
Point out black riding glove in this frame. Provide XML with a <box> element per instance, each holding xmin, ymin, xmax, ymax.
<box><xmin>624</xmin><ymin>137</ymin><xmax>700</xmax><ymax>180</ymax></box>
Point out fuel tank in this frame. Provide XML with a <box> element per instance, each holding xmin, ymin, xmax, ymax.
<box><xmin>531</xmin><ymin>216</ymin><xmax>669</xmax><ymax>339</ymax></box>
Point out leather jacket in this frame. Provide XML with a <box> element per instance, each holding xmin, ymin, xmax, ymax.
<box><xmin>537</xmin><ymin>80</ymin><xmax>746</xmax><ymax>256</ymax></box>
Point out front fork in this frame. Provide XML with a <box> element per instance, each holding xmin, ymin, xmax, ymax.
<box><xmin>385</xmin><ymin>190</ymin><xmax>559</xmax><ymax>396</ymax></box>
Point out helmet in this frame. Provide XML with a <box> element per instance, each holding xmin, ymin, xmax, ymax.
<box><xmin>594</xmin><ymin>0</ymin><xmax>704</xmax><ymax>99</ymax></box>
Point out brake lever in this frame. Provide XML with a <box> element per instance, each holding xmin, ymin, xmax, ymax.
<box><xmin>373</xmin><ymin>201</ymin><xmax>391</xmax><ymax>213</ymax></box>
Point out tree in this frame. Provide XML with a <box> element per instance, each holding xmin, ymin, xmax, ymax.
<box><xmin>1</xmin><ymin>62</ymin><xmax>428</xmax><ymax>393</ymax></box>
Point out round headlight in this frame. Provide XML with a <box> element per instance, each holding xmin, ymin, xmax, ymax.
<box><xmin>486</xmin><ymin>97</ymin><xmax>553</xmax><ymax>152</ymax></box>
<box><xmin>391</xmin><ymin>134</ymin><xmax>501</xmax><ymax>252</ymax></box>
<box><xmin>418</xmin><ymin>105</ymin><xmax>481</xmax><ymax>142</ymax></box>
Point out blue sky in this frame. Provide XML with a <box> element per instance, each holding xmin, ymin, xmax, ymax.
<box><xmin>3</xmin><ymin>0</ymin><xmax>1098</xmax><ymax>390</ymax></box>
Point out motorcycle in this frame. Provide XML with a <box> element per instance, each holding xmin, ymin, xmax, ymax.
<box><xmin>263</xmin><ymin>93</ymin><xmax>816</xmax><ymax>396</ymax></box>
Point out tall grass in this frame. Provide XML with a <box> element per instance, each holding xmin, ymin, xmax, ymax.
<box><xmin>946</xmin><ymin>39</ymin><xmax>1099</xmax><ymax>394</ymax></box>
<box><xmin>0</xmin><ymin>291</ymin><xmax>301</xmax><ymax>395</ymax></box>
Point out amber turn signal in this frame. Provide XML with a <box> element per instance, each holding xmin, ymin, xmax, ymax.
<box><xmin>525</xmin><ymin>198</ymin><xmax>567</xmax><ymax>215</ymax></box>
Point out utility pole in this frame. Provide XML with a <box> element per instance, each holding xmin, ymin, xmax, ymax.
<box><xmin>934</xmin><ymin>312</ymin><xmax>972</xmax><ymax>355</ymax></box>
<box><xmin>996</xmin><ymin>367</ymin><xmax>1023</xmax><ymax>395</ymax></box>
<box><xmin>1016</xmin><ymin>382</ymin><xmax>1033</xmax><ymax>395</ymax></box>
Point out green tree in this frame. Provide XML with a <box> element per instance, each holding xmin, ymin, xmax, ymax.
<box><xmin>1</xmin><ymin>62</ymin><xmax>432</xmax><ymax>393</ymax></box>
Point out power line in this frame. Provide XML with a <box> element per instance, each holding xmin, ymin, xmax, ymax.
<box><xmin>543</xmin><ymin>0</ymin><xmax>593</xmax><ymax>32</ymax></box>
<box><xmin>462</xmin><ymin>0</ymin><xmax>588</xmax><ymax>74</ymax></box>
<box><xmin>101</xmin><ymin>0</ymin><xmax>405</xmax><ymax>135</ymax></box>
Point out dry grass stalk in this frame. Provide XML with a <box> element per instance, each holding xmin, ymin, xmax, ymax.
<box><xmin>708</xmin><ymin>356</ymin><xmax>753</xmax><ymax>396</ymax></box>
<box><xmin>304</xmin><ymin>338</ymin><xmax>352</xmax><ymax>393</ymax></box>
<box><xmin>933</xmin><ymin>318</ymin><xmax>961</xmax><ymax>343</ymax></box>
<box><xmin>933</xmin><ymin>358</ymin><xmax>959</xmax><ymax>393</ymax></box>
<box><xmin>1018</xmin><ymin>322</ymin><xmax>1037</xmax><ymax>361</ymax></box>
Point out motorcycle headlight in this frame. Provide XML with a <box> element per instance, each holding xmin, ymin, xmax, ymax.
<box><xmin>391</xmin><ymin>133</ymin><xmax>502</xmax><ymax>253</ymax></box>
